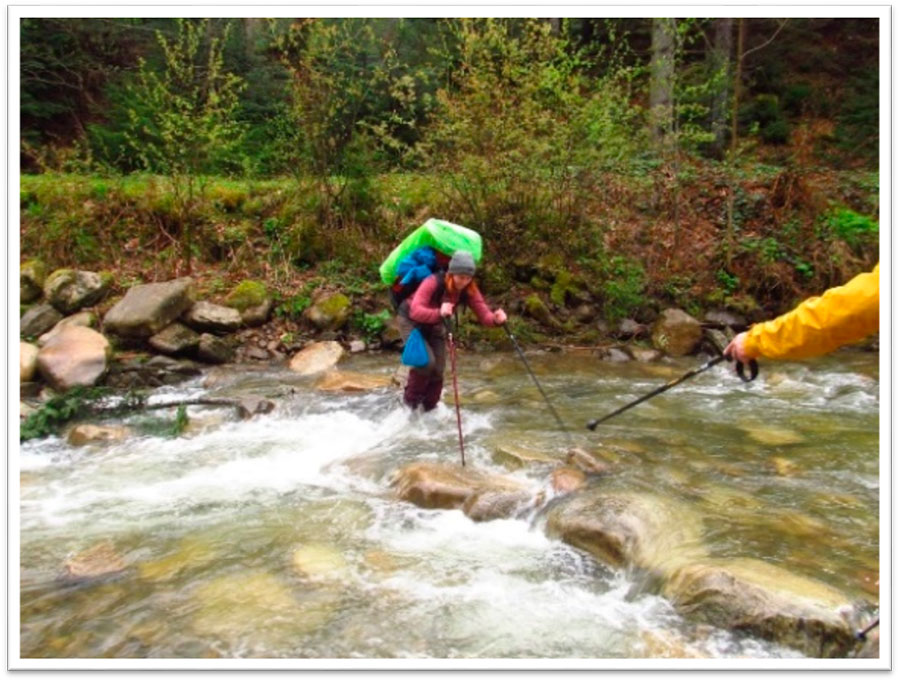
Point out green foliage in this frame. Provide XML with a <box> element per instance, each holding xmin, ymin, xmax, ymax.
<box><xmin>20</xmin><ymin>386</ymin><xmax>111</xmax><ymax>441</ymax></box>
<box><xmin>273</xmin><ymin>278</ymin><xmax>322</xmax><ymax>320</ymax></box>
<box><xmin>170</xmin><ymin>405</ymin><xmax>189</xmax><ymax>437</ymax></box>
<box><xmin>716</xmin><ymin>268</ymin><xmax>740</xmax><ymax>295</ymax></box>
<box><xmin>352</xmin><ymin>309</ymin><xmax>391</xmax><ymax>343</ymax></box>
<box><xmin>121</xmin><ymin>19</ymin><xmax>245</xmax><ymax>177</ymax></box>
<box><xmin>819</xmin><ymin>206</ymin><xmax>879</xmax><ymax>251</ymax></box>
<box><xmin>421</xmin><ymin>18</ymin><xmax>642</xmax><ymax>255</ymax></box>
<box><xmin>598</xmin><ymin>255</ymin><xmax>647</xmax><ymax>322</ymax></box>
<box><xmin>274</xmin><ymin>293</ymin><xmax>313</xmax><ymax>321</ymax></box>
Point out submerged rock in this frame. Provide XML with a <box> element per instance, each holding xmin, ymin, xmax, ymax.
<box><xmin>314</xmin><ymin>370</ymin><xmax>391</xmax><ymax>392</ymax></box>
<box><xmin>289</xmin><ymin>341</ymin><xmax>345</xmax><ymax>376</ymax></box>
<box><xmin>61</xmin><ymin>540</ymin><xmax>126</xmax><ymax>582</ymax></box>
<box><xmin>67</xmin><ymin>424</ymin><xmax>132</xmax><ymax>447</ymax></box>
<box><xmin>291</xmin><ymin>544</ymin><xmax>350</xmax><ymax>582</ymax></box>
<box><xmin>492</xmin><ymin>443</ymin><xmax>558</xmax><ymax>470</ymax></box>
<box><xmin>191</xmin><ymin>571</ymin><xmax>331</xmax><ymax>644</ymax></box>
<box><xmin>545</xmin><ymin>489</ymin><xmax>707</xmax><ymax>578</ymax></box>
<box><xmin>740</xmin><ymin>424</ymin><xmax>805</xmax><ymax>446</ymax></box>
<box><xmin>565</xmin><ymin>447</ymin><xmax>612</xmax><ymax>475</ymax></box>
<box><xmin>236</xmin><ymin>396</ymin><xmax>276</xmax><ymax>419</ymax></box>
<box><xmin>462</xmin><ymin>488</ymin><xmax>540</xmax><ymax>522</ymax></box>
<box><xmin>391</xmin><ymin>461</ymin><xmax>527</xmax><ymax>511</ymax></box>
<box><xmin>138</xmin><ymin>537</ymin><xmax>219</xmax><ymax>583</ymax></box>
<box><xmin>549</xmin><ymin>467</ymin><xmax>587</xmax><ymax>494</ymax></box>
<box><xmin>662</xmin><ymin>558</ymin><xmax>859</xmax><ymax>657</ymax></box>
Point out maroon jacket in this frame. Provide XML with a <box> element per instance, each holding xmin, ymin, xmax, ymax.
<box><xmin>407</xmin><ymin>274</ymin><xmax>497</xmax><ymax>327</ymax></box>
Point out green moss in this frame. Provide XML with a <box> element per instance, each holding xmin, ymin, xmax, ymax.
<box><xmin>530</xmin><ymin>275</ymin><xmax>550</xmax><ymax>291</ymax></box>
<box><xmin>21</xmin><ymin>259</ymin><xmax>48</xmax><ymax>284</ymax></box>
<box><xmin>550</xmin><ymin>270</ymin><xmax>583</xmax><ymax>307</ymax></box>
<box><xmin>225</xmin><ymin>280</ymin><xmax>269</xmax><ymax>311</ymax></box>
<box><xmin>318</xmin><ymin>293</ymin><xmax>351</xmax><ymax>317</ymax></box>
<box><xmin>98</xmin><ymin>271</ymin><xmax>115</xmax><ymax>290</ymax></box>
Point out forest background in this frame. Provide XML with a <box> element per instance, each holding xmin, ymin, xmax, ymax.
<box><xmin>18</xmin><ymin>16</ymin><xmax>881</xmax><ymax>347</ymax></box>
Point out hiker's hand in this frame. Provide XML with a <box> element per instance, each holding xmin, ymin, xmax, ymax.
<box><xmin>440</xmin><ymin>302</ymin><xmax>454</xmax><ymax>318</ymax></box>
<box><xmin>724</xmin><ymin>332</ymin><xmax>753</xmax><ymax>365</ymax></box>
<box><xmin>493</xmin><ymin>309</ymin><xmax>507</xmax><ymax>325</ymax></box>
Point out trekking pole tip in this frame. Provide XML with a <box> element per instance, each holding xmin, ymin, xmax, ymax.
<box><xmin>586</xmin><ymin>419</ymin><xmax>599</xmax><ymax>431</ymax></box>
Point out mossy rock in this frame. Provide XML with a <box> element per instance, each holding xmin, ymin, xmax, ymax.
<box><xmin>21</xmin><ymin>259</ymin><xmax>48</xmax><ymax>303</ymax></box>
<box><xmin>224</xmin><ymin>280</ymin><xmax>269</xmax><ymax>312</ymax></box>
<box><xmin>304</xmin><ymin>293</ymin><xmax>351</xmax><ymax>331</ymax></box>
<box><xmin>524</xmin><ymin>294</ymin><xmax>561</xmax><ymax>328</ymax></box>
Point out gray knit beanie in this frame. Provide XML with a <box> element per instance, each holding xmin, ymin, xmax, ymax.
<box><xmin>448</xmin><ymin>250</ymin><xmax>476</xmax><ymax>276</ymax></box>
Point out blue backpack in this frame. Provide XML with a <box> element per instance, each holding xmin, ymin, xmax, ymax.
<box><xmin>390</xmin><ymin>246</ymin><xmax>439</xmax><ymax>309</ymax></box>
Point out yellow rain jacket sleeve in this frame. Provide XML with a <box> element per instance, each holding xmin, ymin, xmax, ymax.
<box><xmin>743</xmin><ymin>263</ymin><xmax>879</xmax><ymax>360</ymax></box>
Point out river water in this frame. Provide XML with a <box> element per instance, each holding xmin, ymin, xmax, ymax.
<box><xmin>17</xmin><ymin>349</ymin><xmax>880</xmax><ymax>660</ymax></box>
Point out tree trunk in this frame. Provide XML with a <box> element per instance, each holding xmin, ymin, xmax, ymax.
<box><xmin>724</xmin><ymin>18</ymin><xmax>746</xmax><ymax>267</ymax></box>
<box><xmin>649</xmin><ymin>18</ymin><xmax>676</xmax><ymax>149</ymax></box>
<box><xmin>709</xmin><ymin>18</ymin><xmax>733</xmax><ymax>158</ymax></box>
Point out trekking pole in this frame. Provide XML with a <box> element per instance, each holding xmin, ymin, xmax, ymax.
<box><xmin>586</xmin><ymin>355</ymin><xmax>758</xmax><ymax>430</ymax></box>
<box><xmin>502</xmin><ymin>322</ymin><xmax>572</xmax><ymax>444</ymax></box>
<box><xmin>443</xmin><ymin>317</ymin><xmax>466</xmax><ymax>467</ymax></box>
<box><xmin>856</xmin><ymin>618</ymin><xmax>879</xmax><ymax>641</ymax></box>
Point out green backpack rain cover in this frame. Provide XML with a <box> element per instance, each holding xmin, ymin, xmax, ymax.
<box><xmin>379</xmin><ymin>218</ymin><xmax>483</xmax><ymax>285</ymax></box>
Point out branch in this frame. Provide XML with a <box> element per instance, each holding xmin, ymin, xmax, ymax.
<box><xmin>741</xmin><ymin>19</ymin><xmax>789</xmax><ymax>60</ymax></box>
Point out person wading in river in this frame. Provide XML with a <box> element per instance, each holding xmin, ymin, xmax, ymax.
<box><xmin>724</xmin><ymin>263</ymin><xmax>879</xmax><ymax>365</ymax></box>
<box><xmin>397</xmin><ymin>250</ymin><xmax>507</xmax><ymax>411</ymax></box>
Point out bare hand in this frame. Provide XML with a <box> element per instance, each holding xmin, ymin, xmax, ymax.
<box><xmin>440</xmin><ymin>302</ymin><xmax>454</xmax><ymax>318</ymax></box>
<box><xmin>724</xmin><ymin>332</ymin><xmax>752</xmax><ymax>364</ymax></box>
<box><xmin>493</xmin><ymin>309</ymin><xmax>507</xmax><ymax>325</ymax></box>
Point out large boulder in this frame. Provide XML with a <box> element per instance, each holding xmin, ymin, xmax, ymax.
<box><xmin>44</xmin><ymin>269</ymin><xmax>111</xmax><ymax>314</ymax></box>
<box><xmin>651</xmin><ymin>308</ymin><xmax>703</xmax><ymax>356</ymax></box>
<box><xmin>36</xmin><ymin>326</ymin><xmax>111</xmax><ymax>391</ymax></box>
<box><xmin>314</xmin><ymin>370</ymin><xmax>392</xmax><ymax>392</ymax></box>
<box><xmin>21</xmin><ymin>303</ymin><xmax>63</xmax><ymax>338</ymax></box>
<box><xmin>544</xmin><ymin>490</ymin><xmax>707</xmax><ymax>578</ymax></box>
<box><xmin>289</xmin><ymin>341</ymin><xmax>345</xmax><ymax>376</ymax></box>
<box><xmin>181</xmin><ymin>301</ymin><xmax>242</xmax><ymax>334</ymax></box>
<box><xmin>102</xmin><ymin>278</ymin><xmax>194</xmax><ymax>338</ymax></box>
<box><xmin>148</xmin><ymin>322</ymin><xmax>201</xmax><ymax>356</ymax></box>
<box><xmin>662</xmin><ymin>558</ymin><xmax>859</xmax><ymax>657</ymax></box>
<box><xmin>20</xmin><ymin>342</ymin><xmax>39</xmax><ymax>382</ymax></box>
<box><xmin>304</xmin><ymin>292</ymin><xmax>351</xmax><ymax>331</ymax></box>
<box><xmin>20</xmin><ymin>259</ymin><xmax>48</xmax><ymax>303</ymax></box>
<box><xmin>38</xmin><ymin>311</ymin><xmax>97</xmax><ymax>346</ymax></box>
<box><xmin>391</xmin><ymin>461</ymin><xmax>527</xmax><ymax>511</ymax></box>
